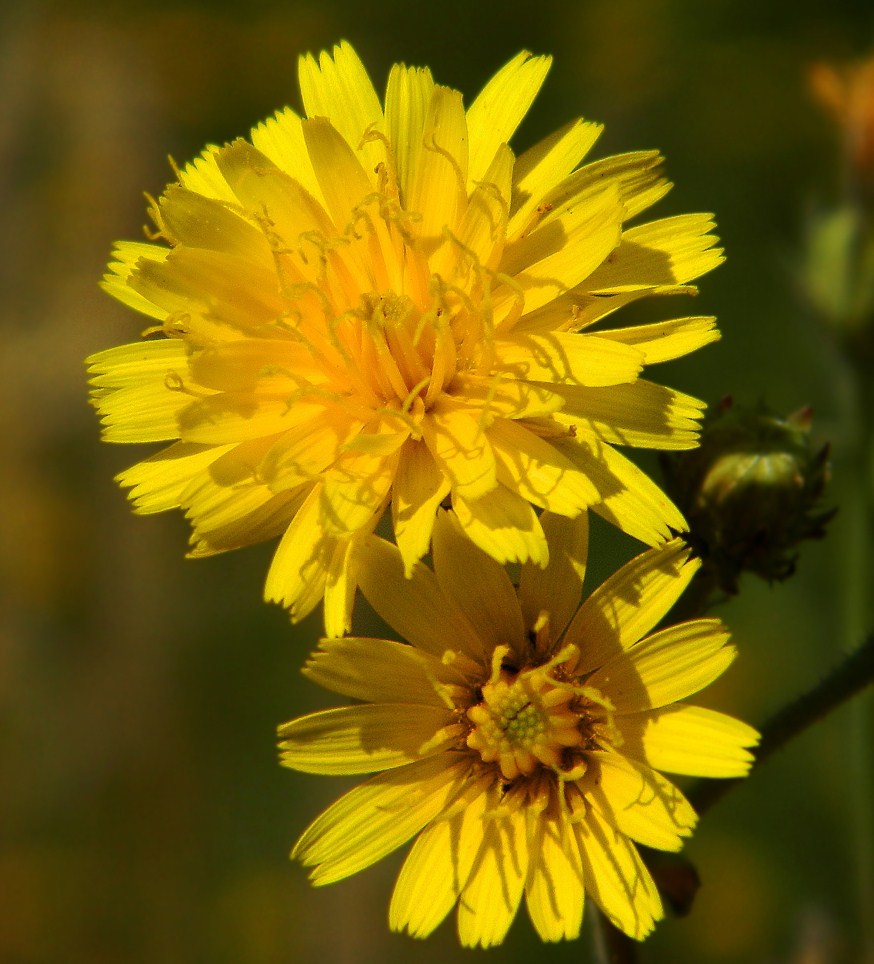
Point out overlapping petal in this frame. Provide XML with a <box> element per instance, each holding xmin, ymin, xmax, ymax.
<box><xmin>281</xmin><ymin>512</ymin><xmax>757</xmax><ymax>946</ymax></box>
<box><xmin>91</xmin><ymin>42</ymin><xmax>723</xmax><ymax>627</ymax></box>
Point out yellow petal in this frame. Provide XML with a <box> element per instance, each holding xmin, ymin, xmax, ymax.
<box><xmin>263</xmin><ymin>485</ymin><xmax>334</xmax><ymax>621</ymax></box>
<box><xmin>508</xmin><ymin>117</ymin><xmax>603</xmax><ymax>240</ymax></box>
<box><xmin>588</xmin><ymin>618</ymin><xmax>735</xmax><ymax>712</ymax></box>
<box><xmin>303</xmin><ymin>636</ymin><xmax>462</xmax><ymax>705</ymax></box>
<box><xmin>187</xmin><ymin>339</ymin><xmax>313</xmax><ymax>394</ymax></box>
<box><xmin>421</xmin><ymin>401</ymin><xmax>497</xmax><ymax>500</ymax></box>
<box><xmin>490</xmin><ymin>419</ymin><xmax>599</xmax><ymax>515</ymax></box>
<box><xmin>556</xmin><ymin>434</ymin><xmax>688</xmax><ymax>545</ymax></box>
<box><xmin>585</xmin><ymin>750</ymin><xmax>697</xmax><ymax>851</ymax></box>
<box><xmin>185</xmin><ymin>458</ymin><xmax>302</xmax><ymax>552</ymax></box>
<box><xmin>406</xmin><ymin>85</ymin><xmax>469</xmax><ymax>246</ymax></box>
<box><xmin>298</xmin><ymin>41</ymin><xmax>385</xmax><ymax>175</ymax></box>
<box><xmin>458</xmin><ymin>805</ymin><xmax>529</xmax><ymax>948</ymax></box>
<box><xmin>158</xmin><ymin>183</ymin><xmax>270</xmax><ymax>260</ymax></box>
<box><xmin>586</xmin><ymin>213</ymin><xmax>724</xmax><ymax>293</ymax></box>
<box><xmin>574</xmin><ymin>808</ymin><xmax>662</xmax><ymax>940</ymax></box>
<box><xmin>466</xmin><ymin>51</ymin><xmax>551</xmax><ymax>188</ymax></box>
<box><xmin>618</xmin><ymin>704</ymin><xmax>759</xmax><ymax>778</ymax></box>
<box><xmin>192</xmin><ymin>491</ymin><xmax>301</xmax><ymax>555</ymax></box>
<box><xmin>323</xmin><ymin>529</ymin><xmax>364</xmax><ymax>638</ymax></box>
<box><xmin>385</xmin><ymin>62</ymin><xmax>436</xmax><ymax>205</ymax></box>
<box><xmin>116</xmin><ymin>442</ymin><xmax>233</xmax><ymax>515</ymax></box>
<box><xmin>250</xmin><ymin>106</ymin><xmax>324</xmax><ymax>205</ymax></box>
<box><xmin>183</xmin><ymin>431</ymin><xmax>275</xmax><ymax>489</ymax></box>
<box><xmin>518</xmin><ymin>511</ymin><xmax>588</xmax><ymax>638</ymax></box>
<box><xmin>391</xmin><ymin>439</ymin><xmax>451</xmax><ymax>575</ymax></box>
<box><xmin>390</xmin><ymin>783</ymin><xmax>490</xmax><ymax>938</ymax></box>
<box><xmin>177</xmin><ymin>145</ymin><xmax>237</xmax><ymax>204</ymax></box>
<box><xmin>524</xmin><ymin>814</ymin><xmax>585</xmax><ymax>942</ymax></box>
<box><xmin>100</xmin><ymin>241</ymin><xmax>169</xmax><ymax>320</ymax></box>
<box><xmin>494</xmin><ymin>331</ymin><xmax>643</xmax><ymax>388</ymax></box>
<box><xmin>513</xmin><ymin>281</ymin><xmax>699</xmax><ymax>335</ymax></box>
<box><xmin>177</xmin><ymin>393</ymin><xmax>316</xmax><ymax>446</ymax></box>
<box><xmin>320</xmin><ymin>445</ymin><xmax>400</xmax><ymax>535</ymax></box>
<box><xmin>292</xmin><ymin>755</ymin><xmax>467</xmax><ymax>885</ymax></box>
<box><xmin>214</xmin><ymin>138</ymin><xmax>336</xmax><ymax>250</ymax></box>
<box><xmin>448</xmin><ymin>375</ymin><xmax>565</xmax><ymax>420</ymax></box>
<box><xmin>554</xmin><ymin>380</ymin><xmax>706</xmax><ymax>451</ymax></box>
<box><xmin>356</xmin><ymin>535</ymin><xmax>485</xmax><ymax>660</ymax></box>
<box><xmin>431</xmin><ymin>509</ymin><xmax>526</xmax><ymax>659</ymax></box>
<box><xmin>278</xmin><ymin>703</ymin><xmax>459</xmax><ymax>774</ymax></box>
<box><xmin>495</xmin><ymin>185</ymin><xmax>624</xmax><ymax>318</ymax></box>
<box><xmin>597</xmin><ymin>315</ymin><xmax>720</xmax><ymax>364</ymax></box>
<box><xmin>260</xmin><ymin>404</ymin><xmax>363</xmax><ymax>493</ymax></box>
<box><xmin>453</xmin><ymin>486</ymin><xmax>549</xmax><ymax>567</ymax></box>
<box><xmin>302</xmin><ymin>116</ymin><xmax>375</xmax><ymax>234</ymax></box>
<box><xmin>87</xmin><ymin>339</ymin><xmax>190</xmax><ymax>390</ymax></box>
<box><xmin>130</xmin><ymin>247</ymin><xmax>286</xmax><ymax>334</ymax></box>
<box><xmin>536</xmin><ymin>150</ymin><xmax>670</xmax><ymax>230</ymax></box>
<box><xmin>89</xmin><ymin>342</ymin><xmax>195</xmax><ymax>443</ymax></box>
<box><xmin>566</xmin><ymin>538</ymin><xmax>698</xmax><ymax>673</ymax></box>
<box><xmin>445</xmin><ymin>143</ymin><xmax>513</xmax><ymax>279</ymax></box>
<box><xmin>92</xmin><ymin>380</ymin><xmax>187</xmax><ymax>445</ymax></box>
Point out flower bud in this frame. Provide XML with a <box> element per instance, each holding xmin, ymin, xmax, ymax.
<box><xmin>660</xmin><ymin>400</ymin><xmax>834</xmax><ymax>594</ymax></box>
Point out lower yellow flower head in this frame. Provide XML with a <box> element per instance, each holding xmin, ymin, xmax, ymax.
<box><xmin>280</xmin><ymin>511</ymin><xmax>758</xmax><ymax>946</ymax></box>
<box><xmin>89</xmin><ymin>42</ymin><xmax>723</xmax><ymax>632</ymax></box>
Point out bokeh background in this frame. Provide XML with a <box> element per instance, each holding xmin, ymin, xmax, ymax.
<box><xmin>2</xmin><ymin>1</ymin><xmax>873</xmax><ymax>961</ymax></box>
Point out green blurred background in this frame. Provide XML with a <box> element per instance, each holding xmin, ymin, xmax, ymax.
<box><xmin>2</xmin><ymin>1</ymin><xmax>873</xmax><ymax>961</ymax></box>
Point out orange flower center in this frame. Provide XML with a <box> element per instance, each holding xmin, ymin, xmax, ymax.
<box><xmin>352</xmin><ymin>290</ymin><xmax>442</xmax><ymax>406</ymax></box>
<box><xmin>265</xmin><ymin>166</ymin><xmax>501</xmax><ymax>421</ymax></box>
<box><xmin>466</xmin><ymin>667</ymin><xmax>584</xmax><ymax>781</ymax></box>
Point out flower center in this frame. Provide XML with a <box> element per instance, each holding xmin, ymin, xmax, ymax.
<box><xmin>361</xmin><ymin>290</ymin><xmax>414</xmax><ymax>328</ymax></box>
<box><xmin>340</xmin><ymin>287</ymin><xmax>460</xmax><ymax>413</ymax></box>
<box><xmin>466</xmin><ymin>667</ymin><xmax>585</xmax><ymax>781</ymax></box>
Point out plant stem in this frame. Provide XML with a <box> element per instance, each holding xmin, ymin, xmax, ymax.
<box><xmin>843</xmin><ymin>350</ymin><xmax>874</xmax><ymax>959</ymax></box>
<box><xmin>593</xmin><ymin>909</ymin><xmax>639</xmax><ymax>964</ymax></box>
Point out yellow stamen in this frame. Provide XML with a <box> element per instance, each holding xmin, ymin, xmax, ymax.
<box><xmin>466</xmin><ymin>663</ymin><xmax>584</xmax><ymax>783</ymax></box>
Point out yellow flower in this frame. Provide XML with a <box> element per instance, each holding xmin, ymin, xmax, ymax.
<box><xmin>280</xmin><ymin>511</ymin><xmax>757</xmax><ymax>946</ymax></box>
<box><xmin>89</xmin><ymin>42</ymin><xmax>723</xmax><ymax>632</ymax></box>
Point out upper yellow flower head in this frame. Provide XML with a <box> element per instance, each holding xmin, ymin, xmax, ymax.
<box><xmin>89</xmin><ymin>42</ymin><xmax>723</xmax><ymax>632</ymax></box>
<box><xmin>280</xmin><ymin>511</ymin><xmax>758</xmax><ymax>946</ymax></box>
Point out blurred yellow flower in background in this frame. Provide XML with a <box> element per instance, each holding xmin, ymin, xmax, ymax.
<box><xmin>809</xmin><ymin>55</ymin><xmax>874</xmax><ymax>197</ymax></box>
<box><xmin>89</xmin><ymin>42</ymin><xmax>723</xmax><ymax>632</ymax></box>
<box><xmin>280</xmin><ymin>511</ymin><xmax>758</xmax><ymax>946</ymax></box>
<box><xmin>805</xmin><ymin>54</ymin><xmax>874</xmax><ymax>340</ymax></box>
